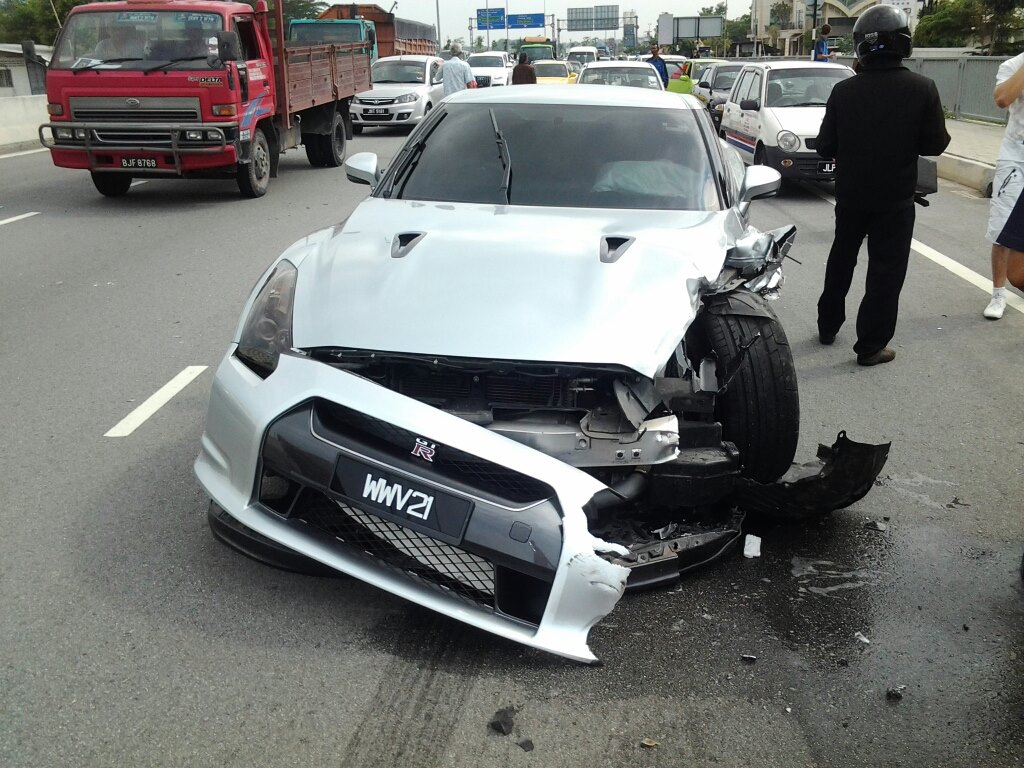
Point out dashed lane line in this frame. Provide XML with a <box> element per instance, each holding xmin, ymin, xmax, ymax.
<box><xmin>130</xmin><ymin>180</ymin><xmax>148</xmax><ymax>187</ymax></box>
<box><xmin>0</xmin><ymin>212</ymin><xmax>41</xmax><ymax>227</ymax></box>
<box><xmin>802</xmin><ymin>184</ymin><xmax>1024</xmax><ymax>315</ymax></box>
<box><xmin>0</xmin><ymin>148</ymin><xmax>47</xmax><ymax>160</ymax></box>
<box><xmin>104</xmin><ymin>366</ymin><xmax>208</xmax><ymax>437</ymax></box>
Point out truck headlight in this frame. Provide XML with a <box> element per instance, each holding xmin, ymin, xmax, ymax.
<box><xmin>185</xmin><ymin>130</ymin><xmax>203</xmax><ymax>141</ymax></box>
<box><xmin>235</xmin><ymin>260</ymin><xmax>297</xmax><ymax>378</ymax></box>
<box><xmin>777</xmin><ymin>130</ymin><xmax>801</xmax><ymax>153</ymax></box>
<box><xmin>55</xmin><ymin>127</ymin><xmax>73</xmax><ymax>140</ymax></box>
<box><xmin>394</xmin><ymin>93</ymin><xmax>418</xmax><ymax>104</ymax></box>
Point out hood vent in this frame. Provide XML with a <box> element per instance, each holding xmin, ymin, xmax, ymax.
<box><xmin>391</xmin><ymin>232</ymin><xmax>426</xmax><ymax>259</ymax></box>
<box><xmin>600</xmin><ymin>236</ymin><xmax>635</xmax><ymax>264</ymax></box>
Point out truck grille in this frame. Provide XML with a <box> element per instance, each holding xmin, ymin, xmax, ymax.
<box><xmin>70</xmin><ymin>96</ymin><xmax>201</xmax><ymax>122</ymax></box>
<box><xmin>73</xmin><ymin>108</ymin><xmax>200</xmax><ymax>122</ymax></box>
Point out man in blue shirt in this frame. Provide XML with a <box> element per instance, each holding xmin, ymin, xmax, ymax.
<box><xmin>648</xmin><ymin>44</ymin><xmax>668</xmax><ymax>88</ymax></box>
<box><xmin>813</xmin><ymin>24</ymin><xmax>833</xmax><ymax>62</ymax></box>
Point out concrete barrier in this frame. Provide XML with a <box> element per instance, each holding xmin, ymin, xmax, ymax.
<box><xmin>0</xmin><ymin>94</ymin><xmax>47</xmax><ymax>152</ymax></box>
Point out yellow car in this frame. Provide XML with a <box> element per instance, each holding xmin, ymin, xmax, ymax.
<box><xmin>667</xmin><ymin>57</ymin><xmax>728</xmax><ymax>95</ymax></box>
<box><xmin>533</xmin><ymin>60</ymin><xmax>578</xmax><ymax>85</ymax></box>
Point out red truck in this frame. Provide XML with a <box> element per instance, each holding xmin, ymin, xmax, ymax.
<box><xmin>39</xmin><ymin>0</ymin><xmax>371</xmax><ymax>198</ymax></box>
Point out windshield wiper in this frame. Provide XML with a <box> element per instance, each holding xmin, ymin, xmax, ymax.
<box><xmin>71</xmin><ymin>57</ymin><xmax>144</xmax><ymax>73</ymax></box>
<box><xmin>783</xmin><ymin>101</ymin><xmax>826</xmax><ymax>107</ymax></box>
<box><xmin>489</xmin><ymin>108</ymin><xmax>512</xmax><ymax>205</ymax></box>
<box><xmin>143</xmin><ymin>55</ymin><xmax>210</xmax><ymax>74</ymax></box>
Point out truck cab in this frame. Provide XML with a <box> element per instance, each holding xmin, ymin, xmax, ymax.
<box><xmin>288</xmin><ymin>18</ymin><xmax>378</xmax><ymax>61</ymax></box>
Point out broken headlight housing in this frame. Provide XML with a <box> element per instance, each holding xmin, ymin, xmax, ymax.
<box><xmin>236</xmin><ymin>260</ymin><xmax>297</xmax><ymax>377</ymax></box>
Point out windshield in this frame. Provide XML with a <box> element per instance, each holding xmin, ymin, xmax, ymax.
<box><xmin>580</xmin><ymin>67</ymin><xmax>661</xmax><ymax>89</ymax></box>
<box><xmin>469</xmin><ymin>55</ymin><xmax>505</xmax><ymax>68</ymax></box>
<box><xmin>388</xmin><ymin>103</ymin><xmax>720</xmax><ymax>211</ymax></box>
<box><xmin>534</xmin><ymin>63</ymin><xmax>567</xmax><ymax>78</ymax></box>
<box><xmin>51</xmin><ymin>10</ymin><xmax>222</xmax><ymax>70</ymax></box>
<box><xmin>766</xmin><ymin>68</ymin><xmax>852</xmax><ymax>106</ymax></box>
<box><xmin>568</xmin><ymin>51</ymin><xmax>596</xmax><ymax>64</ymax></box>
<box><xmin>713</xmin><ymin>67</ymin><xmax>741</xmax><ymax>89</ymax></box>
<box><xmin>372</xmin><ymin>59</ymin><xmax>425</xmax><ymax>84</ymax></box>
<box><xmin>289</xmin><ymin>22</ymin><xmax>361</xmax><ymax>44</ymax></box>
<box><xmin>520</xmin><ymin>46</ymin><xmax>553</xmax><ymax>63</ymax></box>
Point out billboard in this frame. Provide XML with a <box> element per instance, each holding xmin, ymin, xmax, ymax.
<box><xmin>508</xmin><ymin>13</ymin><xmax>545</xmax><ymax>29</ymax></box>
<box><xmin>673</xmin><ymin>16</ymin><xmax>724</xmax><ymax>39</ymax></box>
<box><xmin>476</xmin><ymin>7</ymin><xmax>505</xmax><ymax>30</ymax></box>
<box><xmin>567</xmin><ymin>6</ymin><xmax>594</xmax><ymax>31</ymax></box>
<box><xmin>594</xmin><ymin>5</ymin><xmax>619</xmax><ymax>30</ymax></box>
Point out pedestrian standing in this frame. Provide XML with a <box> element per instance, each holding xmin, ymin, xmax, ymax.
<box><xmin>982</xmin><ymin>49</ymin><xmax>1024</xmax><ymax>320</ymax></box>
<box><xmin>815</xmin><ymin>6</ymin><xmax>950</xmax><ymax>366</ymax></box>
<box><xmin>647</xmin><ymin>44</ymin><xmax>667</xmax><ymax>88</ymax></box>
<box><xmin>441</xmin><ymin>44</ymin><xmax>475</xmax><ymax>97</ymax></box>
<box><xmin>511</xmin><ymin>52</ymin><xmax>536</xmax><ymax>84</ymax></box>
<box><xmin>813</xmin><ymin>24</ymin><xmax>833</xmax><ymax>62</ymax></box>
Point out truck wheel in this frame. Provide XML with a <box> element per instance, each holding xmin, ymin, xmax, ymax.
<box><xmin>319</xmin><ymin>113</ymin><xmax>347</xmax><ymax>167</ymax></box>
<box><xmin>237</xmin><ymin>127</ymin><xmax>270</xmax><ymax>198</ymax></box>
<box><xmin>352</xmin><ymin>125</ymin><xmax>363</xmax><ymax>135</ymax></box>
<box><xmin>303</xmin><ymin>133</ymin><xmax>326</xmax><ymax>167</ymax></box>
<box><xmin>697</xmin><ymin>296</ymin><xmax>799</xmax><ymax>483</ymax></box>
<box><xmin>91</xmin><ymin>172</ymin><xmax>132</xmax><ymax>197</ymax></box>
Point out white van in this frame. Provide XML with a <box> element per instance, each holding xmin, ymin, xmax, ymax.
<box><xmin>567</xmin><ymin>46</ymin><xmax>599</xmax><ymax>67</ymax></box>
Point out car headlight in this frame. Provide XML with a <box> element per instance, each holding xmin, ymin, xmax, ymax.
<box><xmin>236</xmin><ymin>260</ymin><xmax>297</xmax><ymax>377</ymax></box>
<box><xmin>394</xmin><ymin>93</ymin><xmax>419</xmax><ymax>104</ymax></box>
<box><xmin>777</xmin><ymin>130</ymin><xmax>801</xmax><ymax>153</ymax></box>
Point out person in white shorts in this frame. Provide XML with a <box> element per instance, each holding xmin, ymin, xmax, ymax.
<box><xmin>984</xmin><ymin>50</ymin><xmax>1024</xmax><ymax>320</ymax></box>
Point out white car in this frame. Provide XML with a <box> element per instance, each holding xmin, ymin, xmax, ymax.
<box><xmin>718</xmin><ymin>61</ymin><xmax>854</xmax><ymax>181</ymax></box>
<box><xmin>468</xmin><ymin>50</ymin><xmax>512</xmax><ymax>87</ymax></box>
<box><xmin>350</xmin><ymin>55</ymin><xmax>444</xmax><ymax>134</ymax></box>
<box><xmin>576</xmin><ymin>60</ymin><xmax>664</xmax><ymax>90</ymax></box>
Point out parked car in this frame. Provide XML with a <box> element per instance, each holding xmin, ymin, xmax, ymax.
<box><xmin>468</xmin><ymin>50</ymin><xmax>512</xmax><ymax>87</ymax></box>
<box><xmin>719</xmin><ymin>61</ymin><xmax>854</xmax><ymax>181</ymax></box>
<box><xmin>350</xmin><ymin>55</ymin><xmax>444</xmax><ymax>134</ymax></box>
<box><xmin>576</xmin><ymin>60</ymin><xmax>664</xmax><ymax>90</ymax></box>
<box><xmin>532</xmin><ymin>60</ymin><xmax>577</xmax><ymax>85</ymax></box>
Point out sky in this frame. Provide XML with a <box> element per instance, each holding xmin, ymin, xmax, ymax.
<box><xmin>380</xmin><ymin>2</ymin><xmax>740</xmax><ymax>47</ymax></box>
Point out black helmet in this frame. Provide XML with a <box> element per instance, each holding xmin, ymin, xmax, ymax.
<box><xmin>853</xmin><ymin>5</ymin><xmax>912</xmax><ymax>62</ymax></box>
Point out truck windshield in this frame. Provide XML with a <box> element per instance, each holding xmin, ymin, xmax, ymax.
<box><xmin>289</xmin><ymin>22</ymin><xmax>362</xmax><ymax>44</ymax></box>
<box><xmin>372</xmin><ymin>60</ymin><xmax>425</xmax><ymax>84</ymax></box>
<box><xmin>51</xmin><ymin>10</ymin><xmax>223</xmax><ymax>70</ymax></box>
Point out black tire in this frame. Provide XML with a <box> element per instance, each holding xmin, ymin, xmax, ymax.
<box><xmin>237</xmin><ymin>126</ymin><xmax>270</xmax><ymax>198</ymax></box>
<box><xmin>754</xmin><ymin>144</ymin><xmax>766</xmax><ymax>166</ymax></box>
<box><xmin>303</xmin><ymin>132</ymin><xmax>326</xmax><ymax>167</ymax></box>
<box><xmin>352</xmin><ymin>124</ymin><xmax>363</xmax><ymax>135</ymax></box>
<box><xmin>91</xmin><ymin>172</ymin><xmax>132</xmax><ymax>197</ymax></box>
<box><xmin>698</xmin><ymin>298</ymin><xmax>799</xmax><ymax>482</ymax></box>
<box><xmin>318</xmin><ymin>112</ymin><xmax>346</xmax><ymax>168</ymax></box>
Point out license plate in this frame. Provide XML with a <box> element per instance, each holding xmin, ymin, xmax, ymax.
<box><xmin>121</xmin><ymin>157</ymin><xmax>157</xmax><ymax>169</ymax></box>
<box><xmin>818</xmin><ymin>160</ymin><xmax>836</xmax><ymax>174</ymax></box>
<box><xmin>364</xmin><ymin>108</ymin><xmax>389</xmax><ymax>115</ymax></box>
<box><xmin>331</xmin><ymin>453</ymin><xmax>473</xmax><ymax>544</ymax></box>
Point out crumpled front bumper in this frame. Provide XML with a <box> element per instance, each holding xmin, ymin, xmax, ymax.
<box><xmin>195</xmin><ymin>350</ymin><xmax>629</xmax><ymax>663</ymax></box>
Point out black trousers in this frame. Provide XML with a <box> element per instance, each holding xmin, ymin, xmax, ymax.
<box><xmin>817</xmin><ymin>204</ymin><xmax>916</xmax><ymax>357</ymax></box>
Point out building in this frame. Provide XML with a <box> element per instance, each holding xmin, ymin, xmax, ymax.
<box><xmin>747</xmin><ymin>0</ymin><xmax>918</xmax><ymax>56</ymax></box>
<box><xmin>0</xmin><ymin>44</ymin><xmax>51</xmax><ymax>97</ymax></box>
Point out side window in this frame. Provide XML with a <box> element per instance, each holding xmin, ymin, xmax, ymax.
<box><xmin>746</xmin><ymin>72</ymin><xmax>763</xmax><ymax>104</ymax></box>
<box><xmin>731</xmin><ymin>71</ymin><xmax>752</xmax><ymax>103</ymax></box>
<box><xmin>233</xmin><ymin>17</ymin><xmax>261</xmax><ymax>60</ymax></box>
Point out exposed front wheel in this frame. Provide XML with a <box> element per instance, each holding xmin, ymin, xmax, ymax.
<box><xmin>91</xmin><ymin>172</ymin><xmax>132</xmax><ymax>197</ymax></box>
<box><xmin>352</xmin><ymin>124</ymin><xmax>363</xmax><ymax>135</ymax></box>
<box><xmin>237</xmin><ymin>127</ymin><xmax>270</xmax><ymax>198</ymax></box>
<box><xmin>754</xmin><ymin>144</ymin><xmax>766</xmax><ymax>166</ymax></box>
<box><xmin>319</xmin><ymin>112</ymin><xmax>347</xmax><ymax>168</ymax></box>
<box><xmin>303</xmin><ymin>132</ymin><xmax>326</xmax><ymax>167</ymax></box>
<box><xmin>696</xmin><ymin>296</ymin><xmax>799</xmax><ymax>482</ymax></box>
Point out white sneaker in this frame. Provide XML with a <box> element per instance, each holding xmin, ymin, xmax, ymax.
<box><xmin>983</xmin><ymin>295</ymin><xmax>1006</xmax><ymax>320</ymax></box>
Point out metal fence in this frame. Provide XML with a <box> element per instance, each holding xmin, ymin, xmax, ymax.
<box><xmin>835</xmin><ymin>55</ymin><xmax>1009</xmax><ymax>124</ymax></box>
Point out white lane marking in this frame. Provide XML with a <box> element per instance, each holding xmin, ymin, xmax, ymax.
<box><xmin>0</xmin><ymin>212</ymin><xmax>41</xmax><ymax>227</ymax></box>
<box><xmin>130</xmin><ymin>180</ymin><xmax>148</xmax><ymax>187</ymax></box>
<box><xmin>0</xmin><ymin>148</ymin><xmax>48</xmax><ymax>160</ymax></box>
<box><xmin>801</xmin><ymin>184</ymin><xmax>1024</xmax><ymax>315</ymax></box>
<box><xmin>104</xmin><ymin>366</ymin><xmax>208</xmax><ymax>437</ymax></box>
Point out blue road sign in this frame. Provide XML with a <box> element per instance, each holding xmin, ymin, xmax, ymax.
<box><xmin>507</xmin><ymin>12</ymin><xmax>545</xmax><ymax>29</ymax></box>
<box><xmin>477</xmin><ymin>8</ymin><xmax>506</xmax><ymax>30</ymax></box>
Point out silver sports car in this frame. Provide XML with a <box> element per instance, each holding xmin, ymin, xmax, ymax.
<box><xmin>195</xmin><ymin>86</ymin><xmax>887</xmax><ymax>663</ymax></box>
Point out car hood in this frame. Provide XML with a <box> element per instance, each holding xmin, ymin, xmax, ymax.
<box><xmin>358</xmin><ymin>82</ymin><xmax>428</xmax><ymax>98</ymax></box>
<box><xmin>766</xmin><ymin>106</ymin><xmax>826</xmax><ymax>137</ymax></box>
<box><xmin>291</xmin><ymin>199</ymin><xmax>743</xmax><ymax>378</ymax></box>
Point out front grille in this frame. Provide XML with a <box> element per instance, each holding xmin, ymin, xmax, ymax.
<box><xmin>804</xmin><ymin>137</ymin><xmax>817</xmax><ymax>150</ymax></box>
<box><xmin>475</xmin><ymin>75</ymin><xmax>491</xmax><ymax>87</ymax></box>
<box><xmin>315</xmin><ymin>400</ymin><xmax>553</xmax><ymax>504</ymax></box>
<box><xmin>360</xmin><ymin>97</ymin><xmax>395</xmax><ymax>105</ymax></box>
<box><xmin>73</xmin><ymin>108</ymin><xmax>200</xmax><ymax>122</ymax></box>
<box><xmin>362</xmin><ymin>113</ymin><xmax>394</xmax><ymax>121</ymax></box>
<box><xmin>395</xmin><ymin>369</ymin><xmax>569</xmax><ymax>409</ymax></box>
<box><xmin>93</xmin><ymin>129</ymin><xmax>173</xmax><ymax>145</ymax></box>
<box><xmin>296</xmin><ymin>492</ymin><xmax>495</xmax><ymax>609</ymax></box>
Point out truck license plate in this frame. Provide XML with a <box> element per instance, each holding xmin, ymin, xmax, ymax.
<box><xmin>364</xmin><ymin>108</ymin><xmax>389</xmax><ymax>115</ymax></box>
<box><xmin>121</xmin><ymin>157</ymin><xmax>157</xmax><ymax>169</ymax></box>
<box><xmin>818</xmin><ymin>161</ymin><xmax>836</xmax><ymax>174</ymax></box>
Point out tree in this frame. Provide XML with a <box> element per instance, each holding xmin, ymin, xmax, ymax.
<box><xmin>699</xmin><ymin>3</ymin><xmax>727</xmax><ymax>16</ymax></box>
<box><xmin>912</xmin><ymin>0</ymin><xmax>979</xmax><ymax>47</ymax></box>
<box><xmin>769</xmin><ymin>1</ymin><xmax>792</xmax><ymax>24</ymax></box>
<box><xmin>473</xmin><ymin>34</ymin><xmax>483</xmax><ymax>52</ymax></box>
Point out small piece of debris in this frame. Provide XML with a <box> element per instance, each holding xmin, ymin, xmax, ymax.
<box><xmin>488</xmin><ymin>706</ymin><xmax>516</xmax><ymax>735</ymax></box>
<box><xmin>865</xmin><ymin>520</ymin><xmax>887</xmax><ymax>532</ymax></box>
<box><xmin>842</xmin><ymin>722</ymin><xmax>849</xmax><ymax>729</ymax></box>
<box><xmin>854</xmin><ymin>631</ymin><xmax>871</xmax><ymax>644</ymax></box>
<box><xmin>886</xmin><ymin>685</ymin><xmax>907</xmax><ymax>701</ymax></box>
<box><xmin>741</xmin><ymin>654</ymin><xmax>757</xmax><ymax>664</ymax></box>
<box><xmin>743</xmin><ymin>534</ymin><xmax>762</xmax><ymax>558</ymax></box>
<box><xmin>640</xmin><ymin>738</ymin><xmax>659</xmax><ymax>749</ymax></box>
<box><xmin>946</xmin><ymin>496</ymin><xmax>970</xmax><ymax>509</ymax></box>
<box><xmin>785</xmin><ymin>707</ymin><xmax>792</xmax><ymax>713</ymax></box>
<box><xmin>837</xmin><ymin>658</ymin><xmax>849</xmax><ymax>667</ymax></box>
<box><xmin>518</xmin><ymin>739</ymin><xmax>534</xmax><ymax>753</ymax></box>
<box><xmin>963</xmin><ymin>624</ymin><xmax>970</xmax><ymax>632</ymax></box>
<box><xmin>883</xmin><ymin>516</ymin><xmax>891</xmax><ymax>521</ymax></box>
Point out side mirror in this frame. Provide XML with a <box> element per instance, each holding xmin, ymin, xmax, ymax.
<box><xmin>738</xmin><ymin>164</ymin><xmax>781</xmax><ymax>208</ymax></box>
<box><xmin>698</xmin><ymin>81</ymin><xmax>710</xmax><ymax>89</ymax></box>
<box><xmin>216</xmin><ymin>30</ymin><xmax>242</xmax><ymax>63</ymax></box>
<box><xmin>739</xmin><ymin>98</ymin><xmax>760</xmax><ymax>111</ymax></box>
<box><xmin>345</xmin><ymin>152</ymin><xmax>380</xmax><ymax>185</ymax></box>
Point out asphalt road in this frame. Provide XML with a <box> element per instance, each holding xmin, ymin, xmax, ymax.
<box><xmin>1</xmin><ymin>133</ymin><xmax>1022</xmax><ymax>768</ymax></box>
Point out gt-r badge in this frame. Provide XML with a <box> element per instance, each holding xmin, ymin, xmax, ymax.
<box><xmin>411</xmin><ymin>437</ymin><xmax>436</xmax><ymax>462</ymax></box>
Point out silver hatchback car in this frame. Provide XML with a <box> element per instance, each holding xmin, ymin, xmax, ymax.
<box><xmin>350</xmin><ymin>55</ymin><xmax>444</xmax><ymax>134</ymax></box>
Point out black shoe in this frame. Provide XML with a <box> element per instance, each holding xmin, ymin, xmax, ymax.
<box><xmin>857</xmin><ymin>348</ymin><xmax>896</xmax><ymax>366</ymax></box>
<box><xmin>819</xmin><ymin>332</ymin><xmax>836</xmax><ymax>345</ymax></box>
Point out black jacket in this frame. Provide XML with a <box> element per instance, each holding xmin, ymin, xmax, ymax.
<box><xmin>816</xmin><ymin>61</ymin><xmax>950</xmax><ymax>210</ymax></box>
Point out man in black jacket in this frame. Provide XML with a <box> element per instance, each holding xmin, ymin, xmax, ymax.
<box><xmin>815</xmin><ymin>6</ymin><xmax>950</xmax><ymax>366</ymax></box>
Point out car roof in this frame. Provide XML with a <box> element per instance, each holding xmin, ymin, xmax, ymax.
<box><xmin>582</xmin><ymin>60</ymin><xmax>657</xmax><ymax>70</ymax></box>
<box><xmin>738</xmin><ymin>60</ymin><xmax>853</xmax><ymax>72</ymax></box>
<box><xmin>445</xmin><ymin>83</ymin><xmax>703</xmax><ymax>110</ymax></box>
<box><xmin>469</xmin><ymin>51</ymin><xmax>508</xmax><ymax>57</ymax></box>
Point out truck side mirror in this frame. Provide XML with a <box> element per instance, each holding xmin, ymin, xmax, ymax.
<box><xmin>366</xmin><ymin>27</ymin><xmax>376</xmax><ymax>48</ymax></box>
<box><xmin>216</xmin><ymin>31</ymin><xmax>242</xmax><ymax>64</ymax></box>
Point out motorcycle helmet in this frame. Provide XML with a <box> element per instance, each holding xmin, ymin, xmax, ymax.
<box><xmin>853</xmin><ymin>5</ymin><xmax>912</xmax><ymax>62</ymax></box>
